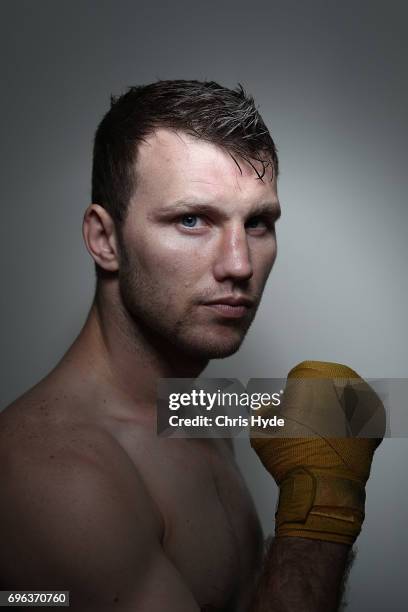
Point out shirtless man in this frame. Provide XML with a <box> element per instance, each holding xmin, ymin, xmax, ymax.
<box><xmin>0</xmin><ymin>80</ymin><xmax>381</xmax><ymax>611</ymax></box>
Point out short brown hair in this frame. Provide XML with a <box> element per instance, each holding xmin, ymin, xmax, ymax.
<box><xmin>91</xmin><ymin>79</ymin><xmax>279</xmax><ymax>226</ymax></box>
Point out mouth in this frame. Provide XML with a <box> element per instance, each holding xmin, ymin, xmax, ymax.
<box><xmin>201</xmin><ymin>296</ymin><xmax>255</xmax><ymax>319</ymax></box>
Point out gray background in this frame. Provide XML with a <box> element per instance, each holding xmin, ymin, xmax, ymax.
<box><xmin>1</xmin><ymin>0</ymin><xmax>407</xmax><ymax>609</ymax></box>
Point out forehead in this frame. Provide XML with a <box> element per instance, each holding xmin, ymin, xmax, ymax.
<box><xmin>132</xmin><ymin>128</ymin><xmax>278</xmax><ymax>210</ymax></box>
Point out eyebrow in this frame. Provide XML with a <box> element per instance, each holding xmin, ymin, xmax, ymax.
<box><xmin>155</xmin><ymin>199</ymin><xmax>281</xmax><ymax>221</ymax></box>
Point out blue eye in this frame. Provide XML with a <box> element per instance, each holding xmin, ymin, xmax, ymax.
<box><xmin>181</xmin><ymin>215</ymin><xmax>198</xmax><ymax>228</ymax></box>
<box><xmin>247</xmin><ymin>216</ymin><xmax>265</xmax><ymax>229</ymax></box>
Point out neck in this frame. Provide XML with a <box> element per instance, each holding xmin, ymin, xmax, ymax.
<box><xmin>68</xmin><ymin>279</ymin><xmax>208</xmax><ymax>408</ymax></box>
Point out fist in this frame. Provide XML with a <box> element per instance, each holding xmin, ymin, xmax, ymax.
<box><xmin>250</xmin><ymin>361</ymin><xmax>385</xmax><ymax>545</ymax></box>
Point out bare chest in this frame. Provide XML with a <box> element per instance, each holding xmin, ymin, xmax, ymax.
<box><xmin>111</xmin><ymin>425</ymin><xmax>263</xmax><ymax>610</ymax></box>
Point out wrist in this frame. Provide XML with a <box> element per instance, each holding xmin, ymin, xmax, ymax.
<box><xmin>275</xmin><ymin>467</ymin><xmax>366</xmax><ymax>545</ymax></box>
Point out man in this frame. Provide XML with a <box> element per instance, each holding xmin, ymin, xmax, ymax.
<box><xmin>0</xmin><ymin>80</ymin><xmax>381</xmax><ymax>611</ymax></box>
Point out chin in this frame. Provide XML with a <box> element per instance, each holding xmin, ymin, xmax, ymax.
<box><xmin>176</xmin><ymin>330</ymin><xmax>247</xmax><ymax>360</ymax></box>
<box><xmin>208</xmin><ymin>344</ymin><xmax>243</xmax><ymax>359</ymax></box>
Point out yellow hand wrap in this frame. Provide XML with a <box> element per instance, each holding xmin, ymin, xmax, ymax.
<box><xmin>250</xmin><ymin>361</ymin><xmax>384</xmax><ymax>546</ymax></box>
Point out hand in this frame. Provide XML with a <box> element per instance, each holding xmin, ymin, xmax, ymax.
<box><xmin>250</xmin><ymin>360</ymin><xmax>385</xmax><ymax>545</ymax></box>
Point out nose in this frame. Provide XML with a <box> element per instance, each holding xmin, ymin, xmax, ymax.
<box><xmin>212</xmin><ymin>224</ymin><xmax>253</xmax><ymax>283</ymax></box>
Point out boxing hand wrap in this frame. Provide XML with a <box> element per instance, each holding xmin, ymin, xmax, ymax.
<box><xmin>250</xmin><ymin>361</ymin><xmax>384</xmax><ymax>546</ymax></box>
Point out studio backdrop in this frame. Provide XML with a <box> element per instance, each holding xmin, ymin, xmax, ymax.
<box><xmin>1</xmin><ymin>1</ymin><xmax>407</xmax><ymax>610</ymax></box>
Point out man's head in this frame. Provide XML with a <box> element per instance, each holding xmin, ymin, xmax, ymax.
<box><xmin>84</xmin><ymin>80</ymin><xmax>280</xmax><ymax>360</ymax></box>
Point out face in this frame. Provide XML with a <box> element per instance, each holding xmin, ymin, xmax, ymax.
<box><xmin>118</xmin><ymin>128</ymin><xmax>280</xmax><ymax>360</ymax></box>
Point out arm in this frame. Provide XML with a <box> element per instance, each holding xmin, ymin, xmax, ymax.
<box><xmin>249</xmin><ymin>360</ymin><xmax>384</xmax><ymax>612</ymax></box>
<box><xmin>0</xmin><ymin>446</ymin><xmax>199</xmax><ymax>611</ymax></box>
<box><xmin>251</xmin><ymin>537</ymin><xmax>354</xmax><ymax>612</ymax></box>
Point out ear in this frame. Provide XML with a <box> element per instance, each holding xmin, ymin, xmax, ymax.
<box><xmin>82</xmin><ymin>204</ymin><xmax>120</xmax><ymax>272</ymax></box>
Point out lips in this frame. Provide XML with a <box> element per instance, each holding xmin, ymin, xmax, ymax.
<box><xmin>204</xmin><ymin>296</ymin><xmax>254</xmax><ymax>307</ymax></box>
<box><xmin>201</xmin><ymin>296</ymin><xmax>254</xmax><ymax>319</ymax></box>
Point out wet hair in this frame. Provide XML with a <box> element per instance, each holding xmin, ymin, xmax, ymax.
<box><xmin>91</xmin><ymin>79</ymin><xmax>279</xmax><ymax>226</ymax></box>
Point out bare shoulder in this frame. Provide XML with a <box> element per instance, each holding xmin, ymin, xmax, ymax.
<box><xmin>0</xmin><ymin>382</ymin><xmax>162</xmax><ymax>533</ymax></box>
<box><xmin>0</xmin><ymin>394</ymin><xmax>159</xmax><ymax>608</ymax></box>
<box><xmin>0</xmin><ymin>389</ymin><xmax>201</xmax><ymax>610</ymax></box>
<box><xmin>1</xmin><ymin>375</ymin><xmax>127</xmax><ymax>472</ymax></box>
